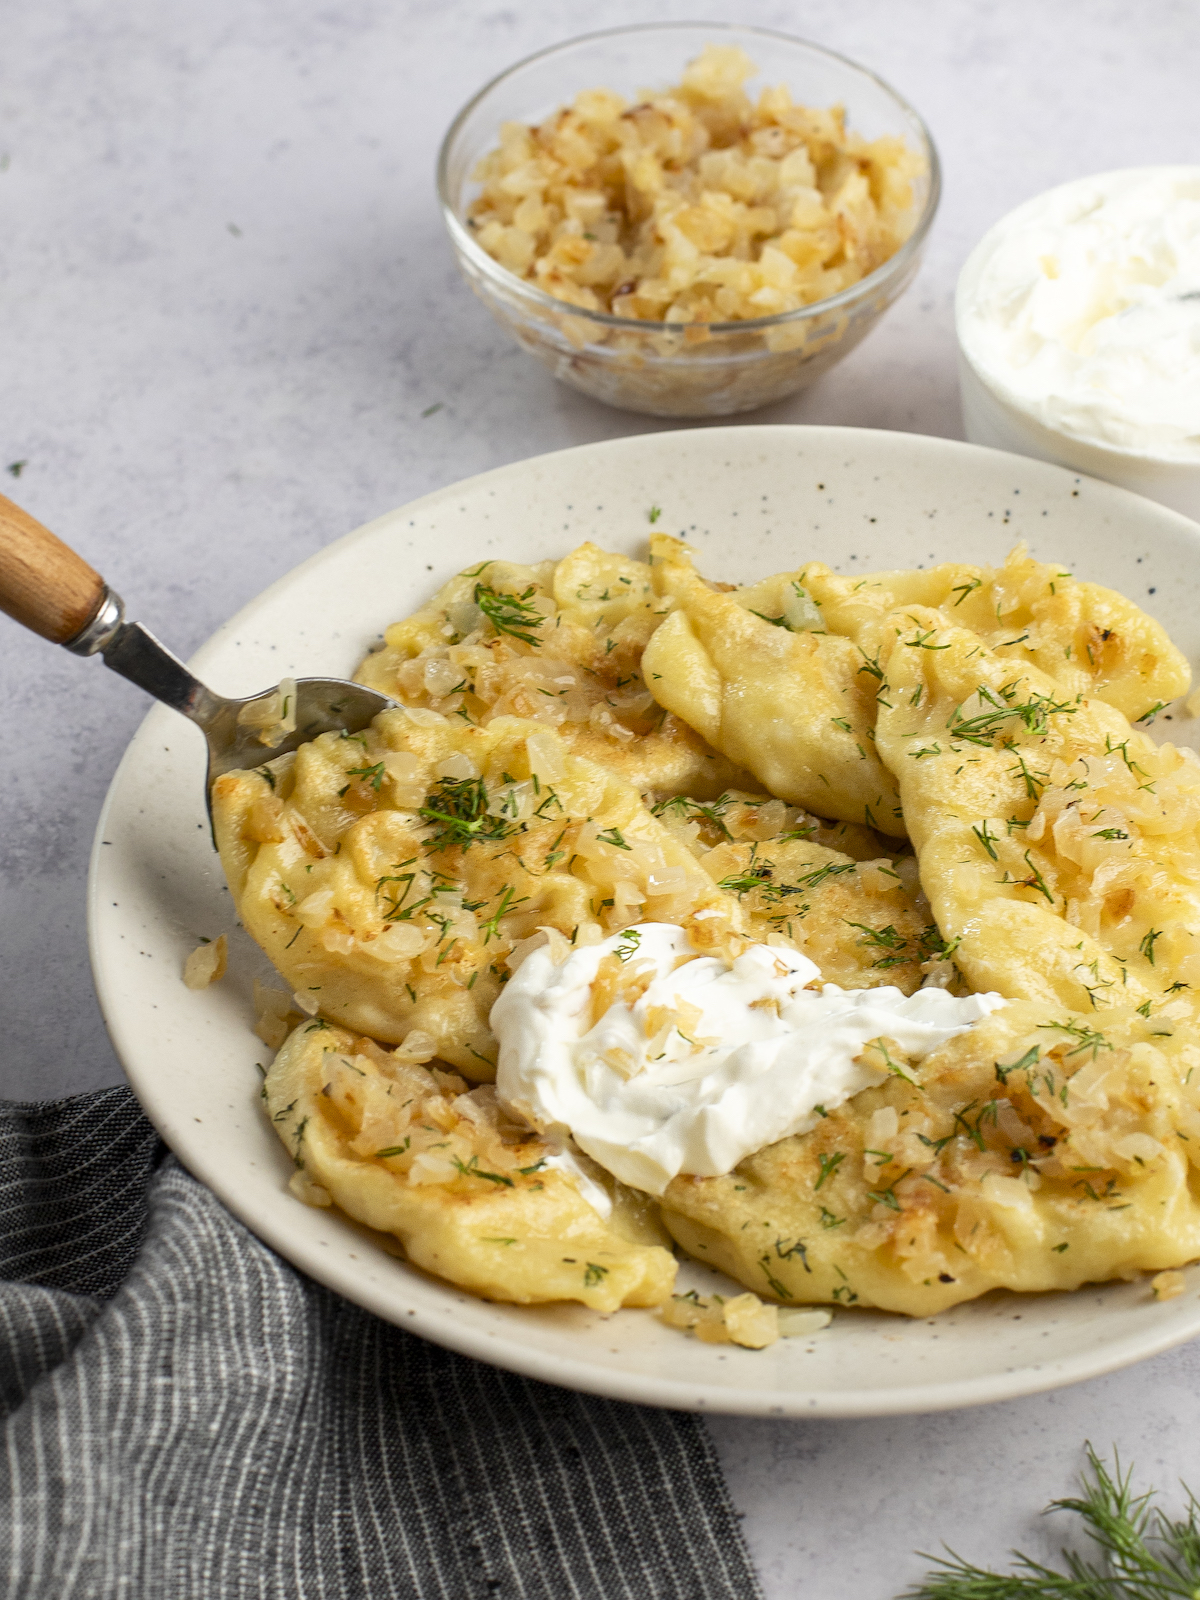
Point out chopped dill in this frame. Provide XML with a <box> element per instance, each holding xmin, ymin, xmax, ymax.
<box><xmin>947</xmin><ymin>683</ymin><xmax>1078</xmax><ymax>746</ymax></box>
<box><xmin>994</xmin><ymin>1045</ymin><xmax>1039</xmax><ymax>1084</ymax></box>
<box><xmin>651</xmin><ymin>792</ymin><xmax>734</xmax><ymax>839</ymax></box>
<box><xmin>419</xmin><ymin>776</ymin><xmax>518</xmax><ymax>851</ymax></box>
<box><xmin>347</xmin><ymin>760</ymin><xmax>386</xmax><ymax>791</ymax></box>
<box><xmin>857</xmin><ymin>647</ymin><xmax>884</xmax><ymax>681</ymax></box>
<box><xmin>1038</xmin><ymin>1019</ymin><xmax>1113</xmax><ymax>1060</ymax></box>
<box><xmin>903</xmin><ymin>627</ymin><xmax>951</xmax><ymax>651</ymax></box>
<box><xmin>474</xmin><ymin>583</ymin><xmax>545</xmax><ymax>646</ymax></box>
<box><xmin>814</xmin><ymin>1151</ymin><xmax>845</xmax><ymax>1191</ymax></box>
<box><xmin>971</xmin><ymin>819</ymin><xmax>1000</xmax><ymax>861</ymax></box>
<box><xmin>480</xmin><ymin>884</ymin><xmax>529</xmax><ymax>944</ymax></box>
<box><xmin>452</xmin><ymin>1154</ymin><xmax>514</xmax><ymax>1188</ymax></box>
<box><xmin>758</xmin><ymin>1254</ymin><xmax>794</xmax><ymax>1299</ymax></box>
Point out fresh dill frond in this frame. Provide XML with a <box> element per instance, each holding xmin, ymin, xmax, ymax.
<box><xmin>452</xmin><ymin>1154</ymin><xmax>514</xmax><ymax>1188</ymax></box>
<box><xmin>902</xmin><ymin>1445</ymin><xmax>1200</xmax><ymax>1600</ymax></box>
<box><xmin>418</xmin><ymin>776</ymin><xmax>518</xmax><ymax>851</ymax></box>
<box><xmin>480</xmin><ymin>883</ymin><xmax>528</xmax><ymax>944</ymax></box>
<box><xmin>718</xmin><ymin>861</ymin><xmax>776</xmax><ymax>897</ymax></box>
<box><xmin>347</xmin><ymin>760</ymin><xmax>386</xmax><ymax>791</ymax></box>
<box><xmin>1038</xmin><ymin>1019</ymin><xmax>1113</xmax><ymax>1061</ymax></box>
<box><xmin>650</xmin><ymin>792</ymin><xmax>735</xmax><ymax>840</ymax></box>
<box><xmin>814</xmin><ymin>1151</ymin><xmax>844</xmax><ymax>1191</ymax></box>
<box><xmin>947</xmin><ymin>684</ymin><xmax>1079</xmax><ymax>747</ymax></box>
<box><xmin>474</xmin><ymin>582</ymin><xmax>545</xmax><ymax>646</ymax></box>
<box><xmin>792</xmin><ymin>860</ymin><xmax>857</xmax><ymax>892</ymax></box>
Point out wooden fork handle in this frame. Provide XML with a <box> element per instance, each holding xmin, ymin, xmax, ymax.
<box><xmin>0</xmin><ymin>492</ymin><xmax>106</xmax><ymax>645</ymax></box>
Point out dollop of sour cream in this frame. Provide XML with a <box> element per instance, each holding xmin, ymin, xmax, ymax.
<box><xmin>958</xmin><ymin>166</ymin><xmax>1200</xmax><ymax>459</ymax></box>
<box><xmin>492</xmin><ymin>923</ymin><xmax>1006</xmax><ymax>1197</ymax></box>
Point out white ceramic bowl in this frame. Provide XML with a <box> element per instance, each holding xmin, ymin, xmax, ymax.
<box><xmin>956</xmin><ymin>168</ymin><xmax>1200</xmax><ymax>522</ymax></box>
<box><xmin>90</xmin><ymin>427</ymin><xmax>1200</xmax><ymax>1418</ymax></box>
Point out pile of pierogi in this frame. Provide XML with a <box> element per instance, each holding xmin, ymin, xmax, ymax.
<box><xmin>212</xmin><ymin>533</ymin><xmax>1200</xmax><ymax>1339</ymax></box>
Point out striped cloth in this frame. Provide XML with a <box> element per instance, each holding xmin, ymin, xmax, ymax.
<box><xmin>0</xmin><ymin>1088</ymin><xmax>762</xmax><ymax>1599</ymax></box>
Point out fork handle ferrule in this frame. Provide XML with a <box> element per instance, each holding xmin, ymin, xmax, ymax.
<box><xmin>64</xmin><ymin>588</ymin><xmax>126</xmax><ymax>655</ymax></box>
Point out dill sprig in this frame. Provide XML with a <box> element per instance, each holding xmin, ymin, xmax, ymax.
<box><xmin>845</xmin><ymin>922</ymin><xmax>913</xmax><ymax>970</ymax></box>
<box><xmin>452</xmin><ymin>1154</ymin><xmax>515</xmax><ymax>1188</ymax></box>
<box><xmin>474</xmin><ymin>583</ymin><xmax>545</xmax><ymax>646</ymax></box>
<box><xmin>902</xmin><ymin>1445</ymin><xmax>1200</xmax><ymax>1600</ymax></box>
<box><xmin>651</xmin><ymin>792</ymin><xmax>735</xmax><ymax>840</ymax></box>
<box><xmin>347</xmin><ymin>760</ymin><xmax>386</xmax><ymax>791</ymax></box>
<box><xmin>1038</xmin><ymin>1020</ymin><xmax>1113</xmax><ymax>1061</ymax></box>
<box><xmin>947</xmin><ymin>683</ymin><xmax>1079</xmax><ymax>747</ymax></box>
<box><xmin>718</xmin><ymin>861</ymin><xmax>776</xmax><ymax>897</ymax></box>
<box><xmin>718</xmin><ymin>849</ymin><xmax>855</xmax><ymax>903</ymax></box>
<box><xmin>419</xmin><ymin>776</ymin><xmax>518</xmax><ymax>851</ymax></box>
<box><xmin>480</xmin><ymin>883</ymin><xmax>528</xmax><ymax>944</ymax></box>
<box><xmin>793</xmin><ymin>860</ymin><xmax>857</xmax><ymax>892</ymax></box>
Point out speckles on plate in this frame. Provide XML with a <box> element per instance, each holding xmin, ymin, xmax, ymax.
<box><xmin>94</xmin><ymin>426</ymin><xmax>1200</xmax><ymax>1418</ymax></box>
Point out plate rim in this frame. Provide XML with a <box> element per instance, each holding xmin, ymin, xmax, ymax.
<box><xmin>88</xmin><ymin>423</ymin><xmax>1200</xmax><ymax>1417</ymax></box>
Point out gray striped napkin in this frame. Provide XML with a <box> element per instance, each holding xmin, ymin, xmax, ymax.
<box><xmin>0</xmin><ymin>1088</ymin><xmax>762</xmax><ymax>1599</ymax></box>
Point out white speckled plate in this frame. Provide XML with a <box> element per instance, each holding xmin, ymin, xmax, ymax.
<box><xmin>89</xmin><ymin>426</ymin><xmax>1200</xmax><ymax>1416</ymax></box>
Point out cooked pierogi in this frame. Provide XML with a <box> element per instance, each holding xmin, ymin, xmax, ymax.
<box><xmin>268</xmin><ymin>1017</ymin><xmax>676</xmax><ymax>1310</ymax></box>
<box><xmin>661</xmin><ymin>1000</ymin><xmax>1200</xmax><ymax>1314</ymax></box>
<box><xmin>353</xmin><ymin>542</ymin><xmax>750</xmax><ymax>797</ymax></box>
<box><xmin>874</xmin><ymin>605</ymin><xmax>1200</xmax><ymax>1012</ymax></box>
<box><xmin>643</xmin><ymin>534</ymin><xmax>906</xmax><ymax>835</ymax></box>
<box><xmin>751</xmin><ymin>543</ymin><xmax>1189</xmax><ymax>724</ymax></box>
<box><xmin>212</xmin><ymin>709</ymin><xmax>740</xmax><ymax>1078</ymax></box>
<box><xmin>208</xmin><ymin>531</ymin><xmax>1200</xmax><ymax>1325</ymax></box>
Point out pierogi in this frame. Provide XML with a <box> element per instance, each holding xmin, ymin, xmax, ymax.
<box><xmin>210</xmin><ymin>534</ymin><xmax>1200</xmax><ymax>1329</ymax></box>
<box><xmin>643</xmin><ymin>533</ymin><xmax>906</xmax><ymax>834</ymax></box>
<box><xmin>268</xmin><ymin>1017</ymin><xmax>675</xmax><ymax>1309</ymax></box>
<box><xmin>875</xmin><ymin>605</ymin><xmax>1200</xmax><ymax>1012</ymax></box>
<box><xmin>786</xmin><ymin>544</ymin><xmax>1189</xmax><ymax>724</ymax></box>
<box><xmin>213</xmin><ymin>709</ymin><xmax>740</xmax><ymax>1079</ymax></box>
<box><xmin>660</xmin><ymin>1000</ymin><xmax>1200</xmax><ymax>1315</ymax></box>
<box><xmin>353</xmin><ymin>543</ymin><xmax>750</xmax><ymax>797</ymax></box>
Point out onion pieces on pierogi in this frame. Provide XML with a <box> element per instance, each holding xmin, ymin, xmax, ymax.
<box><xmin>210</xmin><ymin>533</ymin><xmax>1200</xmax><ymax>1326</ymax></box>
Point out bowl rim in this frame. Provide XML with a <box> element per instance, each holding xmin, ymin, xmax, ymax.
<box><xmin>435</xmin><ymin>19</ymin><xmax>942</xmax><ymax>338</ymax></box>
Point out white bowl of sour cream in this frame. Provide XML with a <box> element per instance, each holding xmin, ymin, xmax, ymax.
<box><xmin>956</xmin><ymin>166</ymin><xmax>1200</xmax><ymax>521</ymax></box>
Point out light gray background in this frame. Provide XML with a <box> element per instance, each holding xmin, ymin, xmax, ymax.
<box><xmin>3</xmin><ymin>2</ymin><xmax>1198</xmax><ymax>1594</ymax></box>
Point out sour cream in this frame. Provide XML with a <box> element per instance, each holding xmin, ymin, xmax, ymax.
<box><xmin>957</xmin><ymin>167</ymin><xmax>1200</xmax><ymax>460</ymax></box>
<box><xmin>492</xmin><ymin>923</ymin><xmax>1006</xmax><ymax>1197</ymax></box>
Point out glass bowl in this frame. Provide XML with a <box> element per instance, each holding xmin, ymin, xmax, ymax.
<box><xmin>436</xmin><ymin>22</ymin><xmax>940</xmax><ymax>418</ymax></box>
